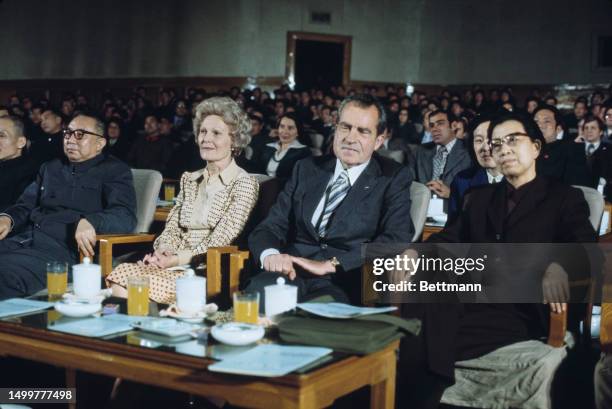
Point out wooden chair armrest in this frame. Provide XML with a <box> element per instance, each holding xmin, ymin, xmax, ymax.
<box><xmin>79</xmin><ymin>234</ymin><xmax>157</xmax><ymax>277</ymax></box>
<box><xmin>206</xmin><ymin>246</ymin><xmax>239</xmax><ymax>298</ymax></box>
<box><xmin>548</xmin><ymin>309</ymin><xmax>568</xmax><ymax>347</ymax></box>
<box><xmin>601</xmin><ymin>303</ymin><xmax>612</xmax><ymax>353</ymax></box>
<box><xmin>229</xmin><ymin>251</ymin><xmax>250</xmax><ymax>297</ymax></box>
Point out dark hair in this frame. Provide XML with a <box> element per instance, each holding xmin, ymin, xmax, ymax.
<box><xmin>525</xmin><ymin>96</ymin><xmax>540</xmax><ymax>107</ymax></box>
<box><xmin>428</xmin><ymin>109</ymin><xmax>450</xmax><ymax>123</ymax></box>
<box><xmin>338</xmin><ymin>94</ymin><xmax>387</xmax><ymax>135</ymax></box>
<box><xmin>42</xmin><ymin>107</ymin><xmax>63</xmax><ymax>121</ymax></box>
<box><xmin>532</xmin><ymin>104</ymin><xmax>563</xmax><ymax>128</ymax></box>
<box><xmin>465</xmin><ymin>114</ymin><xmax>493</xmax><ymax>162</ymax></box>
<box><xmin>487</xmin><ymin>111</ymin><xmax>545</xmax><ymax>146</ymax></box>
<box><xmin>276</xmin><ymin>112</ymin><xmax>306</xmax><ymax>143</ymax></box>
<box><xmin>574</xmin><ymin>99</ymin><xmax>588</xmax><ymax>108</ymax></box>
<box><xmin>583</xmin><ymin>115</ymin><xmax>605</xmax><ymax>132</ymax></box>
<box><xmin>248</xmin><ymin>114</ymin><xmax>263</xmax><ymax>124</ymax></box>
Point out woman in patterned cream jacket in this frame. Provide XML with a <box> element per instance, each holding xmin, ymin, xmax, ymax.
<box><xmin>106</xmin><ymin>97</ymin><xmax>259</xmax><ymax>303</ymax></box>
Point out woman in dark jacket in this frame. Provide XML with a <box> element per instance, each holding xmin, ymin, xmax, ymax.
<box><xmin>250</xmin><ymin>112</ymin><xmax>311</xmax><ymax>180</ymax></box>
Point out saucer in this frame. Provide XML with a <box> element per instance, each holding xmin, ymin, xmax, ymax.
<box><xmin>210</xmin><ymin>322</ymin><xmax>264</xmax><ymax>346</ymax></box>
<box><xmin>62</xmin><ymin>288</ymin><xmax>112</xmax><ymax>304</ymax></box>
<box><xmin>55</xmin><ymin>300</ymin><xmax>102</xmax><ymax>318</ymax></box>
<box><xmin>132</xmin><ymin>318</ymin><xmax>195</xmax><ymax>338</ymax></box>
<box><xmin>159</xmin><ymin>303</ymin><xmax>218</xmax><ymax>323</ymax></box>
<box><xmin>430</xmin><ymin>214</ymin><xmax>448</xmax><ymax>224</ymax></box>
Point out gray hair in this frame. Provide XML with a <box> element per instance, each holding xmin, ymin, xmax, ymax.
<box><xmin>338</xmin><ymin>94</ymin><xmax>387</xmax><ymax>135</ymax></box>
<box><xmin>193</xmin><ymin>96</ymin><xmax>251</xmax><ymax>153</ymax></box>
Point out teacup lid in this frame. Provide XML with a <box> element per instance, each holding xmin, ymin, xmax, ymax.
<box><xmin>264</xmin><ymin>277</ymin><xmax>296</xmax><ymax>292</ymax></box>
<box><xmin>73</xmin><ymin>256</ymin><xmax>100</xmax><ymax>270</ymax></box>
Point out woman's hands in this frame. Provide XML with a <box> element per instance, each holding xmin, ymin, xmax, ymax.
<box><xmin>141</xmin><ymin>249</ymin><xmax>179</xmax><ymax>269</ymax></box>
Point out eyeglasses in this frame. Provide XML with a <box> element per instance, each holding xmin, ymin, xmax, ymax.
<box><xmin>490</xmin><ymin>132</ymin><xmax>530</xmax><ymax>152</ymax></box>
<box><xmin>63</xmin><ymin>128</ymin><xmax>104</xmax><ymax>140</ymax></box>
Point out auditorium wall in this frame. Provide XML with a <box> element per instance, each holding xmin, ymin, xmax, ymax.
<box><xmin>0</xmin><ymin>0</ymin><xmax>610</xmax><ymax>85</ymax></box>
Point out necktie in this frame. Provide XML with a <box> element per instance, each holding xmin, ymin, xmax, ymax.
<box><xmin>317</xmin><ymin>171</ymin><xmax>350</xmax><ymax>237</ymax></box>
<box><xmin>587</xmin><ymin>144</ymin><xmax>595</xmax><ymax>157</ymax></box>
<box><xmin>432</xmin><ymin>146</ymin><xmax>448</xmax><ymax>180</ymax></box>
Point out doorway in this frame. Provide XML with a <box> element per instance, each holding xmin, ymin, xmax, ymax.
<box><xmin>286</xmin><ymin>32</ymin><xmax>352</xmax><ymax>91</ymax></box>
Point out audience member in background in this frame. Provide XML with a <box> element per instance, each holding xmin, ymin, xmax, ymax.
<box><xmin>450</xmin><ymin>116</ymin><xmax>468</xmax><ymax>140</ymax></box>
<box><xmin>533</xmin><ymin>105</ymin><xmax>591</xmax><ymax>186</ymax></box>
<box><xmin>60</xmin><ymin>96</ymin><xmax>76</xmax><ymax>122</ymax></box>
<box><xmin>106</xmin><ymin>97</ymin><xmax>258</xmax><ymax>304</ymax></box>
<box><xmin>604</xmin><ymin>106</ymin><xmax>612</xmax><ymax>141</ymax></box>
<box><xmin>0</xmin><ymin>114</ymin><xmax>136</xmax><ymax>299</ymax></box>
<box><xmin>414</xmin><ymin>110</ymin><xmax>472</xmax><ymax>200</ymax></box>
<box><xmin>249</xmin><ymin>112</ymin><xmax>311</xmax><ymax>180</ymax></box>
<box><xmin>104</xmin><ymin>118</ymin><xmax>132</xmax><ymax>163</ymax></box>
<box><xmin>238</xmin><ymin>114</ymin><xmax>272</xmax><ymax>167</ymax></box>
<box><xmin>580</xmin><ymin>115</ymin><xmax>612</xmax><ymax>198</ymax></box>
<box><xmin>159</xmin><ymin>114</ymin><xmax>180</xmax><ymax>146</ymax></box>
<box><xmin>525</xmin><ymin>96</ymin><xmax>540</xmax><ymax>115</ymax></box>
<box><xmin>173</xmin><ymin>99</ymin><xmax>192</xmax><ymax>134</ymax></box>
<box><xmin>246</xmin><ymin>94</ymin><xmax>414</xmax><ymax>308</ymax></box>
<box><xmin>447</xmin><ymin>115</ymin><xmax>502</xmax><ymax>222</ymax></box>
<box><xmin>565</xmin><ymin>98</ymin><xmax>588</xmax><ymax>137</ymax></box>
<box><xmin>394</xmin><ymin>107</ymin><xmax>420</xmax><ymax>145</ymax></box>
<box><xmin>127</xmin><ymin>113</ymin><xmax>174</xmax><ymax>174</ymax></box>
<box><xmin>544</xmin><ymin>95</ymin><xmax>558</xmax><ymax>107</ymax></box>
<box><xmin>30</xmin><ymin>108</ymin><xmax>64</xmax><ymax>164</ymax></box>
<box><xmin>0</xmin><ymin>116</ymin><xmax>38</xmax><ymax>212</ymax></box>
<box><xmin>377</xmin><ymin>125</ymin><xmax>415</xmax><ymax>170</ymax></box>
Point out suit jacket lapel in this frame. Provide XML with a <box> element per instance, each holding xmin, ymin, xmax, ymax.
<box><xmin>443</xmin><ymin>143</ymin><xmax>466</xmax><ymax>179</ymax></box>
<box><xmin>486</xmin><ymin>182</ymin><xmax>506</xmax><ymax>238</ymax></box>
<box><xmin>326</xmin><ymin>159</ymin><xmax>380</xmax><ymax>236</ymax></box>
<box><xmin>302</xmin><ymin>158</ymin><xmax>335</xmax><ymax>238</ymax></box>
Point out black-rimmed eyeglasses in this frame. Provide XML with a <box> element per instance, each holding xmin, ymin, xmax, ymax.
<box><xmin>63</xmin><ymin>128</ymin><xmax>104</xmax><ymax>140</ymax></box>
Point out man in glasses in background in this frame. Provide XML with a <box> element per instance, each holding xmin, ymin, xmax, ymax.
<box><xmin>0</xmin><ymin>114</ymin><xmax>137</xmax><ymax>299</ymax></box>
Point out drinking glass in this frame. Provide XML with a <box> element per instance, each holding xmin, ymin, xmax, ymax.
<box><xmin>233</xmin><ymin>291</ymin><xmax>259</xmax><ymax>324</ymax></box>
<box><xmin>128</xmin><ymin>276</ymin><xmax>150</xmax><ymax>316</ymax></box>
<box><xmin>47</xmin><ymin>261</ymin><xmax>68</xmax><ymax>299</ymax></box>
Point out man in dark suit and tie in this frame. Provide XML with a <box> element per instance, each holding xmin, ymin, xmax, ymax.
<box><xmin>581</xmin><ymin>115</ymin><xmax>611</xmax><ymax>190</ymax></box>
<box><xmin>414</xmin><ymin>110</ymin><xmax>472</xmax><ymax>200</ymax></box>
<box><xmin>246</xmin><ymin>94</ymin><xmax>414</xmax><ymax>307</ymax></box>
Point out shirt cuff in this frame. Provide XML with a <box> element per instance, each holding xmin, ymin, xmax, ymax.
<box><xmin>260</xmin><ymin>248</ymin><xmax>280</xmax><ymax>268</ymax></box>
<box><xmin>0</xmin><ymin>213</ymin><xmax>14</xmax><ymax>231</ymax></box>
<box><xmin>176</xmin><ymin>250</ymin><xmax>193</xmax><ymax>266</ymax></box>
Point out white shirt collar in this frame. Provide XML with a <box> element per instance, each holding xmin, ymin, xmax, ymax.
<box><xmin>486</xmin><ymin>169</ymin><xmax>503</xmax><ymax>184</ymax></box>
<box><xmin>585</xmin><ymin>141</ymin><xmax>601</xmax><ymax>152</ymax></box>
<box><xmin>266</xmin><ymin>139</ymin><xmax>306</xmax><ymax>150</ymax></box>
<box><xmin>437</xmin><ymin>138</ymin><xmax>456</xmax><ymax>153</ymax></box>
<box><xmin>332</xmin><ymin>158</ymin><xmax>370</xmax><ymax>186</ymax></box>
<box><xmin>556</xmin><ymin>130</ymin><xmax>565</xmax><ymax>141</ymax></box>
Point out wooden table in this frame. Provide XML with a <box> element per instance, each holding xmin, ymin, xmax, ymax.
<box><xmin>0</xmin><ymin>315</ymin><xmax>398</xmax><ymax>409</ymax></box>
<box><xmin>154</xmin><ymin>206</ymin><xmax>172</xmax><ymax>222</ymax></box>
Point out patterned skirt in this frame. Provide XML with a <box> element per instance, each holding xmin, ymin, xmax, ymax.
<box><xmin>105</xmin><ymin>263</ymin><xmax>186</xmax><ymax>304</ymax></box>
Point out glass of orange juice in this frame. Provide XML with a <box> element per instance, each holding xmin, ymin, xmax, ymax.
<box><xmin>164</xmin><ymin>183</ymin><xmax>176</xmax><ymax>201</ymax></box>
<box><xmin>128</xmin><ymin>276</ymin><xmax>150</xmax><ymax>316</ymax></box>
<box><xmin>233</xmin><ymin>291</ymin><xmax>259</xmax><ymax>324</ymax></box>
<box><xmin>47</xmin><ymin>261</ymin><xmax>68</xmax><ymax>299</ymax></box>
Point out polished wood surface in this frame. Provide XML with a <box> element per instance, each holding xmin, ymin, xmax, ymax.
<box><xmin>206</xmin><ymin>246</ymin><xmax>238</xmax><ymax>299</ymax></box>
<box><xmin>0</xmin><ymin>319</ymin><xmax>398</xmax><ymax>409</ymax></box>
<box><xmin>422</xmin><ymin>224</ymin><xmax>443</xmax><ymax>241</ymax></box>
<box><xmin>154</xmin><ymin>206</ymin><xmax>172</xmax><ymax>222</ymax></box>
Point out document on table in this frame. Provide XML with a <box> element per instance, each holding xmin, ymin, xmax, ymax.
<box><xmin>0</xmin><ymin>298</ymin><xmax>54</xmax><ymax>318</ymax></box>
<box><xmin>297</xmin><ymin>302</ymin><xmax>397</xmax><ymax>319</ymax></box>
<box><xmin>48</xmin><ymin>314</ymin><xmax>147</xmax><ymax>338</ymax></box>
<box><xmin>208</xmin><ymin>344</ymin><xmax>333</xmax><ymax>377</ymax></box>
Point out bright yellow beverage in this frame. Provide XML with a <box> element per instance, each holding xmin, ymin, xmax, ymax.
<box><xmin>164</xmin><ymin>184</ymin><xmax>176</xmax><ymax>201</ymax></box>
<box><xmin>128</xmin><ymin>279</ymin><xmax>150</xmax><ymax>316</ymax></box>
<box><xmin>233</xmin><ymin>291</ymin><xmax>259</xmax><ymax>324</ymax></box>
<box><xmin>47</xmin><ymin>272</ymin><xmax>67</xmax><ymax>297</ymax></box>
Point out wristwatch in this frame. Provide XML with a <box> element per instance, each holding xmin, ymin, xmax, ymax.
<box><xmin>329</xmin><ymin>256</ymin><xmax>341</xmax><ymax>272</ymax></box>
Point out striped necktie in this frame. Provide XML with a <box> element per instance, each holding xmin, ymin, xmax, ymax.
<box><xmin>317</xmin><ymin>171</ymin><xmax>351</xmax><ymax>237</ymax></box>
<box><xmin>432</xmin><ymin>145</ymin><xmax>448</xmax><ymax>180</ymax></box>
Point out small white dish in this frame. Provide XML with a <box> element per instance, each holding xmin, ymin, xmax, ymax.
<box><xmin>62</xmin><ymin>288</ymin><xmax>112</xmax><ymax>304</ymax></box>
<box><xmin>54</xmin><ymin>301</ymin><xmax>102</xmax><ymax>318</ymax></box>
<box><xmin>132</xmin><ymin>318</ymin><xmax>195</xmax><ymax>338</ymax></box>
<box><xmin>159</xmin><ymin>303</ymin><xmax>218</xmax><ymax>323</ymax></box>
<box><xmin>211</xmin><ymin>322</ymin><xmax>264</xmax><ymax>346</ymax></box>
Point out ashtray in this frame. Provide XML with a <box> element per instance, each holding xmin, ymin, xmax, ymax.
<box><xmin>210</xmin><ymin>322</ymin><xmax>264</xmax><ymax>346</ymax></box>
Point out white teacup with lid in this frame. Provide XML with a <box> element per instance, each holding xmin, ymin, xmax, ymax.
<box><xmin>264</xmin><ymin>277</ymin><xmax>298</xmax><ymax>317</ymax></box>
<box><xmin>72</xmin><ymin>257</ymin><xmax>101</xmax><ymax>299</ymax></box>
<box><xmin>175</xmin><ymin>269</ymin><xmax>206</xmax><ymax>315</ymax></box>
